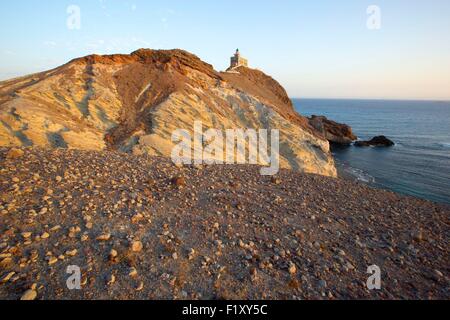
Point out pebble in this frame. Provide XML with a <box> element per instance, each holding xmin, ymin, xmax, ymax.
<box><xmin>109</xmin><ymin>249</ymin><xmax>118</xmax><ymax>261</ymax></box>
<box><xmin>21</xmin><ymin>232</ymin><xmax>32</xmax><ymax>239</ymax></box>
<box><xmin>129</xmin><ymin>267</ymin><xmax>138</xmax><ymax>277</ymax></box>
<box><xmin>48</xmin><ymin>257</ymin><xmax>58</xmax><ymax>265</ymax></box>
<box><xmin>136</xmin><ymin>282</ymin><xmax>144</xmax><ymax>291</ymax></box>
<box><xmin>434</xmin><ymin>270</ymin><xmax>443</xmax><ymax>279</ymax></box>
<box><xmin>188</xmin><ymin>249</ymin><xmax>196</xmax><ymax>260</ymax></box>
<box><xmin>1</xmin><ymin>271</ymin><xmax>15</xmax><ymax>283</ymax></box>
<box><xmin>41</xmin><ymin>232</ymin><xmax>50</xmax><ymax>239</ymax></box>
<box><xmin>171</xmin><ymin>176</ymin><xmax>186</xmax><ymax>187</ymax></box>
<box><xmin>131</xmin><ymin>241</ymin><xmax>143</xmax><ymax>252</ymax></box>
<box><xmin>318</xmin><ymin>280</ymin><xmax>327</xmax><ymax>288</ymax></box>
<box><xmin>66</xmin><ymin>249</ymin><xmax>78</xmax><ymax>257</ymax></box>
<box><xmin>271</xmin><ymin>177</ymin><xmax>281</xmax><ymax>185</ymax></box>
<box><xmin>131</xmin><ymin>213</ymin><xmax>144</xmax><ymax>224</ymax></box>
<box><xmin>345</xmin><ymin>262</ymin><xmax>355</xmax><ymax>271</ymax></box>
<box><xmin>107</xmin><ymin>273</ymin><xmax>116</xmax><ymax>286</ymax></box>
<box><xmin>20</xmin><ymin>289</ymin><xmax>37</xmax><ymax>301</ymax></box>
<box><xmin>0</xmin><ymin>257</ymin><xmax>13</xmax><ymax>269</ymax></box>
<box><xmin>96</xmin><ymin>233</ymin><xmax>111</xmax><ymax>241</ymax></box>
<box><xmin>412</xmin><ymin>230</ymin><xmax>424</xmax><ymax>242</ymax></box>
<box><xmin>288</xmin><ymin>262</ymin><xmax>297</xmax><ymax>275</ymax></box>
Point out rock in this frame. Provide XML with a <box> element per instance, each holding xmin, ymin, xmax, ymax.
<box><xmin>412</xmin><ymin>230</ymin><xmax>424</xmax><ymax>242</ymax></box>
<box><xmin>1</xmin><ymin>271</ymin><xmax>15</xmax><ymax>283</ymax></box>
<box><xmin>171</xmin><ymin>176</ymin><xmax>186</xmax><ymax>187</ymax></box>
<box><xmin>136</xmin><ymin>281</ymin><xmax>144</xmax><ymax>291</ymax></box>
<box><xmin>20</xmin><ymin>289</ymin><xmax>37</xmax><ymax>300</ymax></box>
<box><xmin>288</xmin><ymin>262</ymin><xmax>297</xmax><ymax>275</ymax></box>
<box><xmin>109</xmin><ymin>249</ymin><xmax>118</xmax><ymax>262</ymax></box>
<box><xmin>65</xmin><ymin>249</ymin><xmax>78</xmax><ymax>257</ymax></box>
<box><xmin>21</xmin><ymin>232</ymin><xmax>32</xmax><ymax>239</ymax></box>
<box><xmin>345</xmin><ymin>262</ymin><xmax>355</xmax><ymax>271</ymax></box>
<box><xmin>0</xmin><ymin>253</ymin><xmax>12</xmax><ymax>259</ymax></box>
<box><xmin>0</xmin><ymin>257</ymin><xmax>13</xmax><ymax>269</ymax></box>
<box><xmin>354</xmin><ymin>136</ymin><xmax>394</xmax><ymax>147</ymax></box>
<box><xmin>6</xmin><ymin>148</ymin><xmax>24</xmax><ymax>160</ymax></box>
<box><xmin>50</xmin><ymin>225</ymin><xmax>61</xmax><ymax>232</ymax></box>
<box><xmin>40</xmin><ymin>232</ymin><xmax>50</xmax><ymax>239</ymax></box>
<box><xmin>128</xmin><ymin>267</ymin><xmax>138</xmax><ymax>277</ymax></box>
<box><xmin>318</xmin><ymin>280</ymin><xmax>327</xmax><ymax>288</ymax></box>
<box><xmin>188</xmin><ymin>249</ymin><xmax>196</xmax><ymax>260</ymax></box>
<box><xmin>131</xmin><ymin>213</ymin><xmax>144</xmax><ymax>224</ymax></box>
<box><xmin>308</xmin><ymin>115</ymin><xmax>357</xmax><ymax>145</ymax></box>
<box><xmin>250</xmin><ymin>267</ymin><xmax>258</xmax><ymax>281</ymax></box>
<box><xmin>271</xmin><ymin>177</ymin><xmax>281</xmax><ymax>185</ymax></box>
<box><xmin>96</xmin><ymin>233</ymin><xmax>111</xmax><ymax>241</ymax></box>
<box><xmin>434</xmin><ymin>270</ymin><xmax>444</xmax><ymax>279</ymax></box>
<box><xmin>107</xmin><ymin>273</ymin><xmax>116</xmax><ymax>286</ymax></box>
<box><xmin>130</xmin><ymin>241</ymin><xmax>143</xmax><ymax>252</ymax></box>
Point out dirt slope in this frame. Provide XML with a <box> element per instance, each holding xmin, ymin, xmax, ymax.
<box><xmin>0</xmin><ymin>148</ymin><xmax>448</xmax><ymax>300</ymax></box>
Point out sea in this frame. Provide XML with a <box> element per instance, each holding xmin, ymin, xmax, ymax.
<box><xmin>293</xmin><ymin>99</ymin><xmax>450</xmax><ymax>205</ymax></box>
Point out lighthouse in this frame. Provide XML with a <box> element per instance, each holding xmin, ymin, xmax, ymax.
<box><xmin>229</xmin><ymin>49</ymin><xmax>248</xmax><ymax>69</ymax></box>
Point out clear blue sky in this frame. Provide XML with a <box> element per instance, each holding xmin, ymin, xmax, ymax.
<box><xmin>1</xmin><ymin>0</ymin><xmax>449</xmax><ymax>100</ymax></box>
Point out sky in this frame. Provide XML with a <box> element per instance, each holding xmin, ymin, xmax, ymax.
<box><xmin>0</xmin><ymin>0</ymin><xmax>449</xmax><ymax>100</ymax></box>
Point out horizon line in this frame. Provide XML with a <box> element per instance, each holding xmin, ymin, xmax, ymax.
<box><xmin>292</xmin><ymin>97</ymin><xmax>450</xmax><ymax>103</ymax></box>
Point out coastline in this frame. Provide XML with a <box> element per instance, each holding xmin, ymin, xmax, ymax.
<box><xmin>296</xmin><ymin>98</ymin><xmax>450</xmax><ymax>205</ymax></box>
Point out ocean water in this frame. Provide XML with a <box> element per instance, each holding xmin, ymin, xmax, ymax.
<box><xmin>293</xmin><ymin>99</ymin><xmax>450</xmax><ymax>205</ymax></box>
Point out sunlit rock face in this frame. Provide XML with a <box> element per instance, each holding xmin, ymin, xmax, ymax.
<box><xmin>0</xmin><ymin>49</ymin><xmax>337</xmax><ymax>177</ymax></box>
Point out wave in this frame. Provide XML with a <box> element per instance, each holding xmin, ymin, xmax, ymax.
<box><xmin>337</xmin><ymin>162</ymin><xmax>376</xmax><ymax>184</ymax></box>
<box><xmin>438</xmin><ymin>142</ymin><xmax>450</xmax><ymax>148</ymax></box>
<box><xmin>347</xmin><ymin>167</ymin><xmax>376</xmax><ymax>184</ymax></box>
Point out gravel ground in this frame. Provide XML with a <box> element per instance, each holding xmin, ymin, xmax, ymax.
<box><xmin>0</xmin><ymin>147</ymin><xmax>448</xmax><ymax>300</ymax></box>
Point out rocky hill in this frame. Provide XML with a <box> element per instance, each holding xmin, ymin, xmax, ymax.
<box><xmin>0</xmin><ymin>49</ymin><xmax>336</xmax><ymax>177</ymax></box>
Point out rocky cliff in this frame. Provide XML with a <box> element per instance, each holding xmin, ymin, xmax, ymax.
<box><xmin>0</xmin><ymin>49</ymin><xmax>336</xmax><ymax>177</ymax></box>
<box><xmin>308</xmin><ymin>116</ymin><xmax>357</xmax><ymax>146</ymax></box>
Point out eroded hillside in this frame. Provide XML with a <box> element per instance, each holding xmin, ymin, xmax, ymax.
<box><xmin>0</xmin><ymin>49</ymin><xmax>336</xmax><ymax>176</ymax></box>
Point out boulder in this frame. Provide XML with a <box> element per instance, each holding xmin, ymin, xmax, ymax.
<box><xmin>354</xmin><ymin>136</ymin><xmax>395</xmax><ymax>147</ymax></box>
<box><xmin>308</xmin><ymin>116</ymin><xmax>357</xmax><ymax>145</ymax></box>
